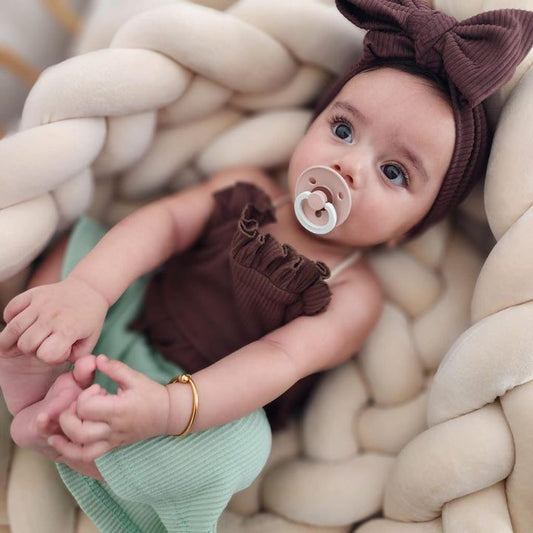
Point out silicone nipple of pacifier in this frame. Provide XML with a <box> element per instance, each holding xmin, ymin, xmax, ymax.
<box><xmin>294</xmin><ymin>166</ymin><xmax>352</xmax><ymax>235</ymax></box>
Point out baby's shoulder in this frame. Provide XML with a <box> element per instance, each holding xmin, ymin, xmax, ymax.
<box><xmin>308</xmin><ymin>256</ymin><xmax>383</xmax><ymax>364</ymax></box>
<box><xmin>329</xmin><ymin>256</ymin><xmax>384</xmax><ymax>315</ymax></box>
<box><xmin>207</xmin><ymin>166</ymin><xmax>285</xmax><ymax>202</ymax></box>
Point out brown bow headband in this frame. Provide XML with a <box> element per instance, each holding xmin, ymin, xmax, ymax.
<box><xmin>316</xmin><ymin>0</ymin><xmax>533</xmax><ymax>236</ymax></box>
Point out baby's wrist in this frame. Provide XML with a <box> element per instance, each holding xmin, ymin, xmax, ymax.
<box><xmin>66</xmin><ymin>273</ymin><xmax>112</xmax><ymax>308</ymax></box>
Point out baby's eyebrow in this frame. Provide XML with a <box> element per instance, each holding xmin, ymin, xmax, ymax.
<box><xmin>332</xmin><ymin>101</ymin><xmax>369</xmax><ymax>125</ymax></box>
<box><xmin>395</xmin><ymin>144</ymin><xmax>429</xmax><ymax>183</ymax></box>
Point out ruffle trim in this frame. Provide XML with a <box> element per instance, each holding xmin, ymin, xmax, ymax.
<box><xmin>209</xmin><ymin>181</ymin><xmax>275</xmax><ymax>229</ymax></box>
<box><xmin>231</xmin><ymin>202</ymin><xmax>331</xmax><ymax>316</ymax></box>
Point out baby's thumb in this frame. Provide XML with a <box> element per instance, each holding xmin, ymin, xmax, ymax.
<box><xmin>70</xmin><ymin>334</ymin><xmax>98</xmax><ymax>361</ymax></box>
<box><xmin>96</xmin><ymin>355</ymin><xmax>139</xmax><ymax>390</ymax></box>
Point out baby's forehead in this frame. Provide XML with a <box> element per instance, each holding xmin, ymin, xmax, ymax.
<box><xmin>339</xmin><ymin>67</ymin><xmax>445</xmax><ymax>104</ymax></box>
<box><xmin>324</xmin><ymin>67</ymin><xmax>456</xmax><ymax>174</ymax></box>
<box><xmin>331</xmin><ymin>67</ymin><xmax>454</xmax><ymax>128</ymax></box>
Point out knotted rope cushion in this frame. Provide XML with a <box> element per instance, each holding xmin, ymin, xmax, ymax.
<box><xmin>0</xmin><ymin>0</ymin><xmax>532</xmax><ymax>531</ymax></box>
<box><xmin>0</xmin><ymin>0</ymin><xmax>88</xmax><ymax>307</ymax></box>
<box><xmin>0</xmin><ymin>0</ymin><xmax>363</xmax><ymax>283</ymax></box>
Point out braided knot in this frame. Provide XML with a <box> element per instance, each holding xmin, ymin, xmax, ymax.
<box><xmin>406</xmin><ymin>10</ymin><xmax>457</xmax><ymax>76</ymax></box>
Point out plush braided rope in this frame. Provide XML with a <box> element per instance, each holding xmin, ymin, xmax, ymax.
<box><xmin>0</xmin><ymin>0</ymin><xmax>362</xmax><ymax>283</ymax></box>
<box><xmin>349</xmin><ymin>69</ymin><xmax>533</xmax><ymax>533</ymax></box>
<box><xmin>1</xmin><ymin>0</ymin><xmax>532</xmax><ymax>532</ymax></box>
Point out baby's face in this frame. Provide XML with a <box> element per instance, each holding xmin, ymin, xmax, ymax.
<box><xmin>288</xmin><ymin>67</ymin><xmax>455</xmax><ymax>246</ymax></box>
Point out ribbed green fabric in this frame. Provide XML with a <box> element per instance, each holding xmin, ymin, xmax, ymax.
<box><xmin>56</xmin><ymin>216</ymin><xmax>272</xmax><ymax>532</ymax></box>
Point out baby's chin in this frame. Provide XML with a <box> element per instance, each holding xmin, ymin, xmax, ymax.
<box><xmin>313</xmin><ymin>225</ymin><xmax>366</xmax><ymax>248</ymax></box>
<box><xmin>325</xmin><ymin>223</ymin><xmax>396</xmax><ymax>249</ymax></box>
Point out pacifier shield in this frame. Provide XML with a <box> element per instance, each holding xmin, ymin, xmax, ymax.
<box><xmin>294</xmin><ymin>166</ymin><xmax>352</xmax><ymax>234</ymax></box>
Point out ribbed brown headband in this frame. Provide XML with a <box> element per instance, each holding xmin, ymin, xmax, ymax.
<box><xmin>315</xmin><ymin>0</ymin><xmax>533</xmax><ymax>237</ymax></box>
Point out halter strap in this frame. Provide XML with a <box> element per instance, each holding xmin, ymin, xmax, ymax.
<box><xmin>327</xmin><ymin>249</ymin><xmax>363</xmax><ymax>283</ymax></box>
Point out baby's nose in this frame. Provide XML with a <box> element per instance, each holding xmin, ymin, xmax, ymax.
<box><xmin>332</xmin><ymin>163</ymin><xmax>355</xmax><ymax>188</ymax></box>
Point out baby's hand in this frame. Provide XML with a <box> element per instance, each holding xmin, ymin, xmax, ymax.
<box><xmin>0</xmin><ymin>277</ymin><xmax>109</xmax><ymax>364</ymax></box>
<box><xmin>48</xmin><ymin>355</ymin><xmax>170</xmax><ymax>462</ymax></box>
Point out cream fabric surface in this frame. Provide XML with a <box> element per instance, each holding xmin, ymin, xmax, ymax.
<box><xmin>0</xmin><ymin>0</ymin><xmax>532</xmax><ymax>531</ymax></box>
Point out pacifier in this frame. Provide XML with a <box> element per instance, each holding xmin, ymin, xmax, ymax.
<box><xmin>294</xmin><ymin>166</ymin><xmax>352</xmax><ymax>235</ymax></box>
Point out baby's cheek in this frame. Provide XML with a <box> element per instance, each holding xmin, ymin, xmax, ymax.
<box><xmin>290</xmin><ymin>137</ymin><xmax>321</xmax><ymax>176</ymax></box>
<box><xmin>287</xmin><ymin>145</ymin><xmax>307</xmax><ymax>187</ymax></box>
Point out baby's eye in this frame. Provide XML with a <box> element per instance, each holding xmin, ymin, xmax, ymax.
<box><xmin>332</xmin><ymin>121</ymin><xmax>352</xmax><ymax>142</ymax></box>
<box><xmin>381</xmin><ymin>164</ymin><xmax>409</xmax><ymax>187</ymax></box>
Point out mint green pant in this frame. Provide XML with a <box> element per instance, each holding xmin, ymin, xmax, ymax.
<box><xmin>56</xmin><ymin>216</ymin><xmax>272</xmax><ymax>533</ymax></box>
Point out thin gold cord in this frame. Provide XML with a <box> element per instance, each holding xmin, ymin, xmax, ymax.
<box><xmin>42</xmin><ymin>0</ymin><xmax>82</xmax><ymax>35</ymax></box>
<box><xmin>0</xmin><ymin>46</ymin><xmax>40</xmax><ymax>87</ymax></box>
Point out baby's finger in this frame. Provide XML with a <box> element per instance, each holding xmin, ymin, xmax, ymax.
<box><xmin>0</xmin><ymin>307</ymin><xmax>37</xmax><ymax>351</ymax></box>
<box><xmin>70</xmin><ymin>336</ymin><xmax>98</xmax><ymax>362</ymax></box>
<box><xmin>95</xmin><ymin>355</ymin><xmax>143</xmax><ymax>390</ymax></box>
<box><xmin>48</xmin><ymin>435</ymin><xmax>111</xmax><ymax>463</ymax></box>
<box><xmin>76</xmin><ymin>394</ymin><xmax>116</xmax><ymax>422</ymax></box>
<box><xmin>58</xmin><ymin>403</ymin><xmax>87</xmax><ymax>442</ymax></box>
<box><xmin>2</xmin><ymin>289</ymin><xmax>33</xmax><ymax>323</ymax></box>
<box><xmin>77</xmin><ymin>383</ymin><xmax>105</xmax><ymax>404</ymax></box>
<box><xmin>16</xmin><ymin>320</ymin><xmax>53</xmax><ymax>354</ymax></box>
<box><xmin>62</xmin><ymin>414</ymin><xmax>111</xmax><ymax>445</ymax></box>
<box><xmin>35</xmin><ymin>332</ymin><xmax>72</xmax><ymax>364</ymax></box>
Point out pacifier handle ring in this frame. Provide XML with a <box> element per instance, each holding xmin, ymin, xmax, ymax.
<box><xmin>294</xmin><ymin>191</ymin><xmax>337</xmax><ymax>235</ymax></box>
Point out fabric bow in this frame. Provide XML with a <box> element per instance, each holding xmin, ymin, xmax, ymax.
<box><xmin>336</xmin><ymin>0</ymin><xmax>533</xmax><ymax>107</ymax></box>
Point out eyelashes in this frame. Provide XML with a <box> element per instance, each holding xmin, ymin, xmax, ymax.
<box><xmin>329</xmin><ymin>114</ymin><xmax>353</xmax><ymax>142</ymax></box>
<box><xmin>381</xmin><ymin>163</ymin><xmax>410</xmax><ymax>187</ymax></box>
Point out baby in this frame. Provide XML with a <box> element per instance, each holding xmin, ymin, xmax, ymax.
<box><xmin>1</xmin><ymin>0</ymin><xmax>532</xmax><ymax>531</ymax></box>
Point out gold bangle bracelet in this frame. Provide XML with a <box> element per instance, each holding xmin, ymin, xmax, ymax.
<box><xmin>167</xmin><ymin>374</ymin><xmax>199</xmax><ymax>438</ymax></box>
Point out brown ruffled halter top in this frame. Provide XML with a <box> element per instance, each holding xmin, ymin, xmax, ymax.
<box><xmin>129</xmin><ymin>182</ymin><xmax>361</xmax><ymax>429</ymax></box>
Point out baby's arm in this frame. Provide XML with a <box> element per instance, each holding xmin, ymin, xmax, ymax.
<box><xmin>167</xmin><ymin>265</ymin><xmax>383</xmax><ymax>433</ymax></box>
<box><xmin>48</xmin><ymin>266</ymin><xmax>382</xmax><ymax>461</ymax></box>
<box><xmin>0</xmin><ymin>167</ymin><xmax>277</xmax><ymax>363</ymax></box>
<box><xmin>63</xmin><ymin>166</ymin><xmax>282</xmax><ymax>309</ymax></box>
